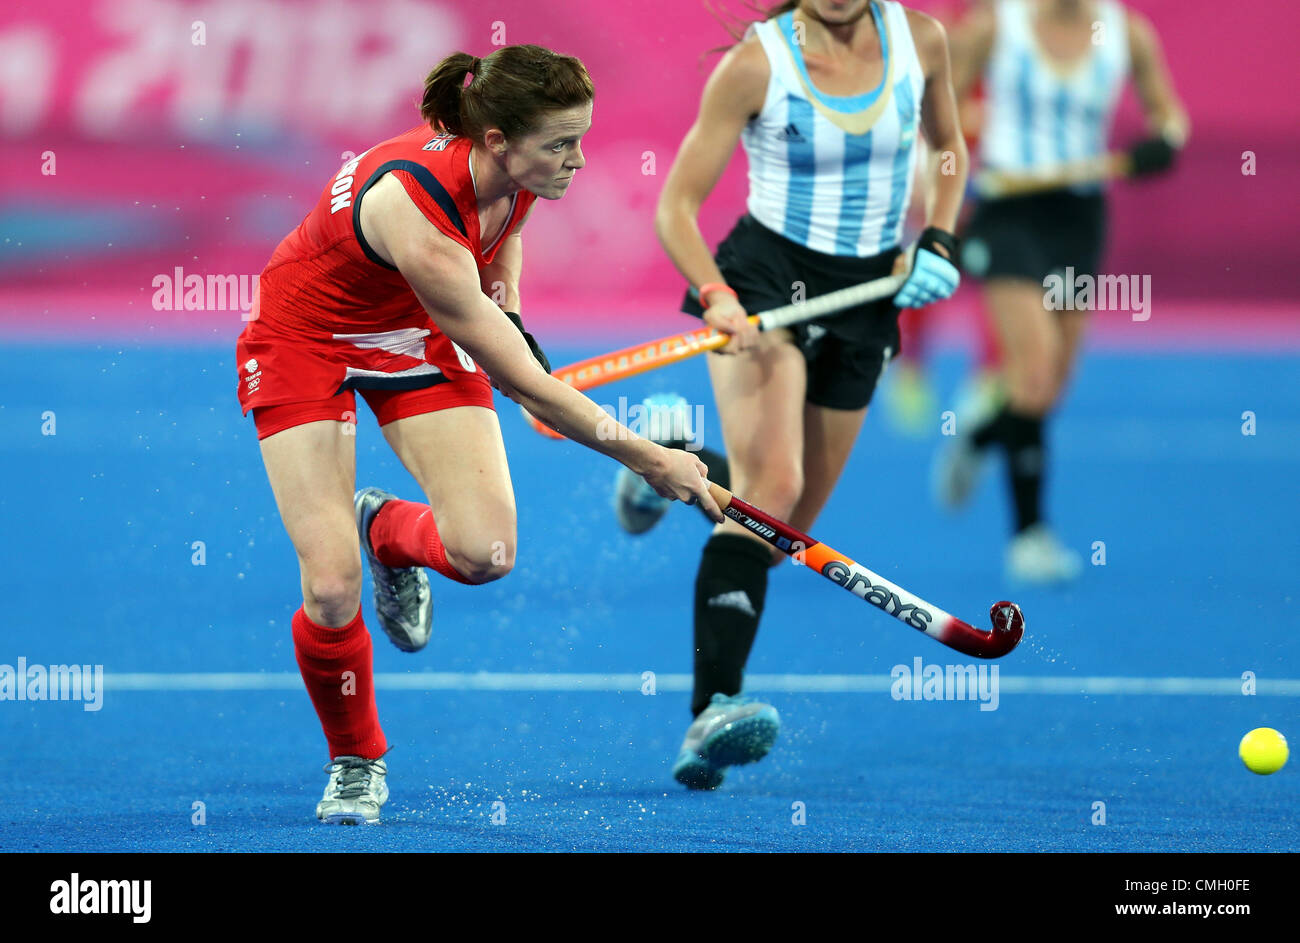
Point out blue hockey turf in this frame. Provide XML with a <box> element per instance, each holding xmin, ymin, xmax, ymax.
<box><xmin>2</xmin><ymin>339</ymin><xmax>1296</xmax><ymax>852</ymax></box>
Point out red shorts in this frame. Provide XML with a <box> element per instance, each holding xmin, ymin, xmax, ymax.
<box><xmin>236</xmin><ymin>310</ymin><xmax>494</xmax><ymax>440</ymax></box>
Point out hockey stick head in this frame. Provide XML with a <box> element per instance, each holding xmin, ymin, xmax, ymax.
<box><xmin>938</xmin><ymin>601</ymin><xmax>1024</xmax><ymax>658</ymax></box>
<box><xmin>988</xmin><ymin>600</ymin><xmax>1025</xmax><ymax>651</ymax></box>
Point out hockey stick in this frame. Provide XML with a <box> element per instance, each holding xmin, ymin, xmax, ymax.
<box><xmin>704</xmin><ymin>481</ymin><xmax>1025</xmax><ymax>659</ymax></box>
<box><xmin>523</xmin><ymin>270</ymin><xmax>908</xmax><ymax>439</ymax></box>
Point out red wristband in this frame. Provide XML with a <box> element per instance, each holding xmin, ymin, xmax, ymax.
<box><xmin>697</xmin><ymin>282</ymin><xmax>737</xmax><ymax>308</ymax></box>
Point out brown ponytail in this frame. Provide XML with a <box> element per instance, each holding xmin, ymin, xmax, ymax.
<box><xmin>420</xmin><ymin>45</ymin><xmax>594</xmax><ymax>142</ymax></box>
<box><xmin>420</xmin><ymin>52</ymin><xmax>478</xmax><ymax>137</ymax></box>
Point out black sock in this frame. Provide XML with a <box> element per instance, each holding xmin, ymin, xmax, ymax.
<box><xmin>1001</xmin><ymin>410</ymin><xmax>1044</xmax><ymax>533</ymax></box>
<box><xmin>968</xmin><ymin>406</ymin><xmax>1046</xmax><ymax>532</ymax></box>
<box><xmin>691</xmin><ymin>533</ymin><xmax>770</xmax><ymax>717</ymax></box>
<box><xmin>970</xmin><ymin>408</ymin><xmax>1006</xmax><ymax>451</ymax></box>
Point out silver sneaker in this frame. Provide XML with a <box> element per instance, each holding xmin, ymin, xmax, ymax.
<box><xmin>316</xmin><ymin>755</ymin><xmax>389</xmax><ymax>825</ymax></box>
<box><xmin>355</xmin><ymin>487</ymin><xmax>433</xmax><ymax>652</ymax></box>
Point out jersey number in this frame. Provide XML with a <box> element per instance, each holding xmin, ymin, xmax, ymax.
<box><xmin>451</xmin><ymin>341</ymin><xmax>476</xmax><ymax>372</ymax></box>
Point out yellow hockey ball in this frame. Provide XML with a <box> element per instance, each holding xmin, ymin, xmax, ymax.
<box><xmin>1239</xmin><ymin>728</ymin><xmax>1288</xmax><ymax>775</ymax></box>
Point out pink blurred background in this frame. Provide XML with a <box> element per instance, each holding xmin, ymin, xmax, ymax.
<box><xmin>0</xmin><ymin>0</ymin><xmax>1294</xmax><ymax>344</ymax></box>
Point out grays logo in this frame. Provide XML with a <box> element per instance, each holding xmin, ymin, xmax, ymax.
<box><xmin>822</xmin><ymin>560</ymin><xmax>933</xmax><ymax>630</ymax></box>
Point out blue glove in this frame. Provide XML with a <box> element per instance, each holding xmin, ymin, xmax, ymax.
<box><xmin>895</xmin><ymin>227</ymin><xmax>961</xmax><ymax>309</ymax></box>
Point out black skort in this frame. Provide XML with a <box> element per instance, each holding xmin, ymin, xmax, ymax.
<box><xmin>961</xmin><ymin>189</ymin><xmax>1107</xmax><ymax>284</ymax></box>
<box><xmin>682</xmin><ymin>213</ymin><xmax>902</xmax><ymax>411</ymax></box>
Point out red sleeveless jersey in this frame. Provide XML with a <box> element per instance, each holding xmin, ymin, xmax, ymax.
<box><xmin>258</xmin><ymin>125</ymin><xmax>536</xmax><ymax>334</ymax></box>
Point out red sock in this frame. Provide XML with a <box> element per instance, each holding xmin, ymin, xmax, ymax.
<box><xmin>369</xmin><ymin>499</ymin><xmax>473</xmax><ymax>584</ymax></box>
<box><xmin>292</xmin><ymin>606</ymin><xmax>387</xmax><ymax>760</ymax></box>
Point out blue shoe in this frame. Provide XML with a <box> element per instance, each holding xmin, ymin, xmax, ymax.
<box><xmin>672</xmin><ymin>693</ymin><xmax>781</xmax><ymax>790</ymax></box>
<box><xmin>613</xmin><ymin>393</ymin><xmax>694</xmax><ymax>535</ymax></box>
<box><xmin>614</xmin><ymin>466</ymin><xmax>670</xmax><ymax>535</ymax></box>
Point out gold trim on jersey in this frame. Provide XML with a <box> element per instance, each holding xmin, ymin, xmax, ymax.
<box><xmin>782</xmin><ymin>7</ymin><xmax>896</xmax><ymax>136</ymax></box>
<box><xmin>1026</xmin><ymin>0</ymin><xmax>1106</xmax><ymax>82</ymax></box>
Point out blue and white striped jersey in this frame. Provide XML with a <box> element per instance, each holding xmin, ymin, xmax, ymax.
<box><xmin>979</xmin><ymin>0</ymin><xmax>1129</xmax><ymax>187</ymax></box>
<box><xmin>740</xmin><ymin>1</ymin><xmax>927</xmax><ymax>258</ymax></box>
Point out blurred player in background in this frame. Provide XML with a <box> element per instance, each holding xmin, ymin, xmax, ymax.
<box><xmin>236</xmin><ymin>45</ymin><xmax>720</xmax><ymax>824</ymax></box>
<box><xmin>630</xmin><ymin>0</ymin><xmax>968</xmax><ymax>790</ymax></box>
<box><xmin>935</xmin><ymin>0</ymin><xmax>1187</xmax><ymax>582</ymax></box>
<box><xmin>881</xmin><ymin>0</ymin><xmax>994</xmax><ymax>437</ymax></box>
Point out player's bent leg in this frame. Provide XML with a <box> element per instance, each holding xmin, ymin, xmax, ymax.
<box><xmin>354</xmin><ymin>486</ymin><xmax>433</xmax><ymax>653</ymax></box>
<box><xmin>379</xmin><ymin>404</ymin><xmax>518</xmax><ymax>585</ymax></box>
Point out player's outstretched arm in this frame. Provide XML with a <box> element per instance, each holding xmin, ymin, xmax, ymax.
<box><xmin>894</xmin><ymin>10</ymin><xmax>967</xmax><ymax>310</ymax></box>
<box><xmin>911</xmin><ymin>10</ymin><xmax>968</xmax><ymax>239</ymax></box>
<box><xmin>1113</xmin><ymin>11</ymin><xmax>1188</xmax><ymax>180</ymax></box>
<box><xmin>945</xmin><ymin>2</ymin><xmax>995</xmax><ymax>104</ymax></box>
<box><xmin>1127</xmin><ymin>9</ymin><xmax>1189</xmax><ymax>146</ymax></box>
<box><xmin>653</xmin><ymin>39</ymin><xmax>768</xmax><ymax>352</ymax></box>
<box><xmin>360</xmin><ymin>175</ymin><xmax>723</xmax><ymax>521</ymax></box>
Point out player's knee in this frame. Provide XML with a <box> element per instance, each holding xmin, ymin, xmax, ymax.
<box><xmin>751</xmin><ymin>466</ymin><xmax>803</xmax><ymax>516</ymax></box>
<box><xmin>1025</xmin><ymin>382</ymin><xmax>1056</xmax><ymax>414</ymax></box>
<box><xmin>1012</xmin><ymin>369</ymin><xmax>1055</xmax><ymax>414</ymax></box>
<box><xmin>449</xmin><ymin>539</ymin><xmax>515</xmax><ymax>584</ymax></box>
<box><xmin>302</xmin><ymin>562</ymin><xmax>363</xmax><ymax>622</ymax></box>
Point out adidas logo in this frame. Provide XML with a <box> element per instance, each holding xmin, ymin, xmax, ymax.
<box><xmin>707</xmin><ymin>590</ymin><xmax>757</xmax><ymax>618</ymax></box>
<box><xmin>778</xmin><ymin>122</ymin><xmax>805</xmax><ymax>142</ymax></box>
